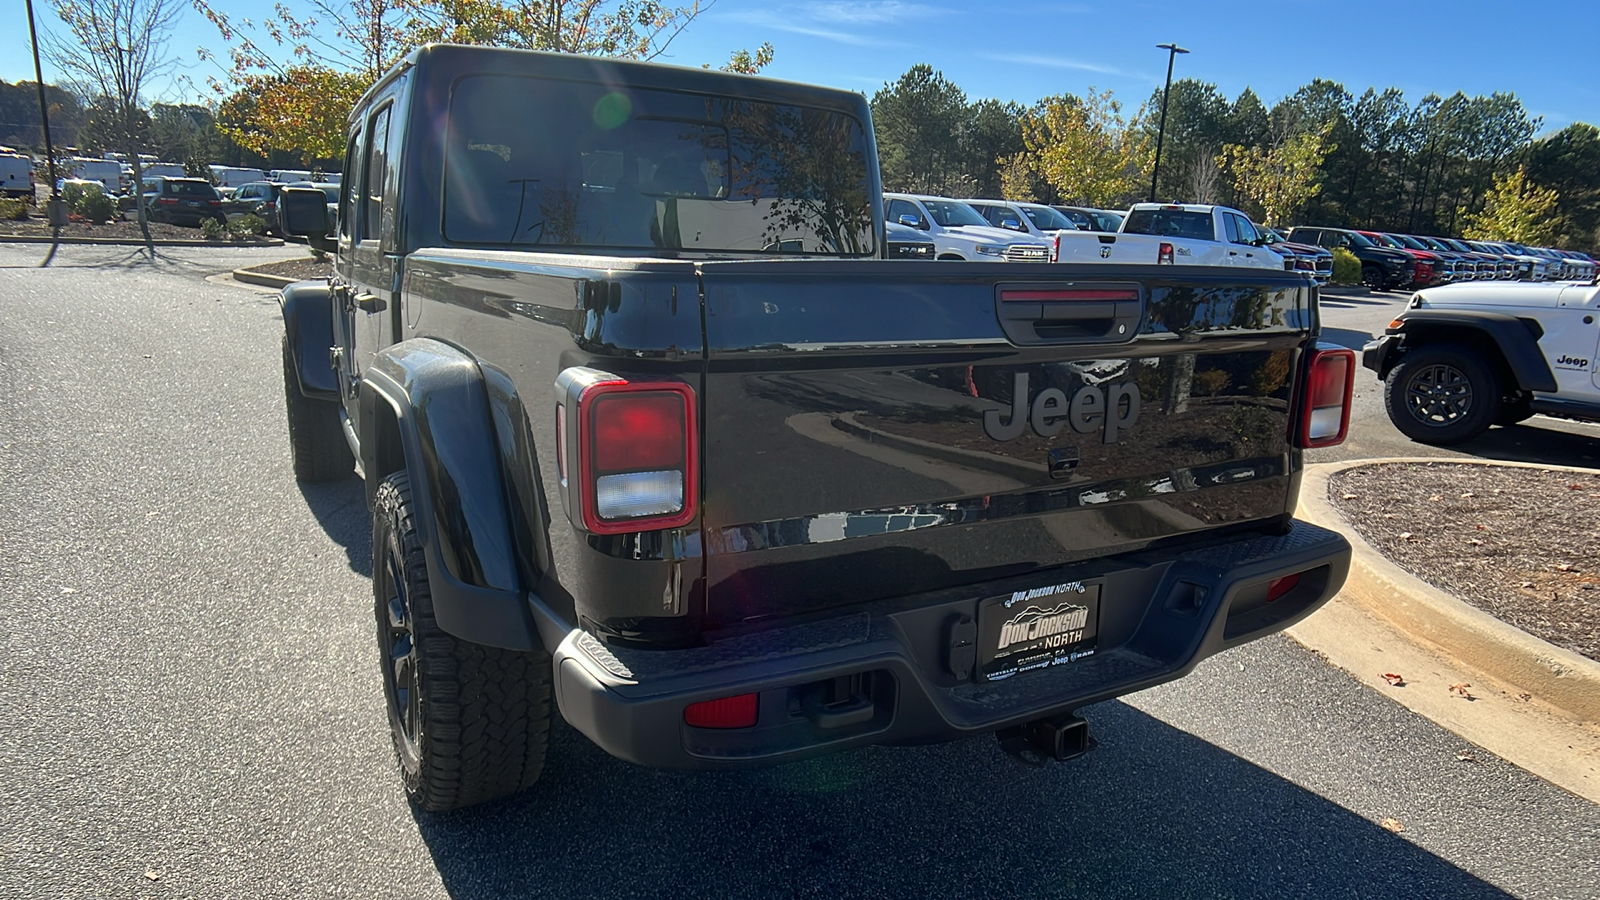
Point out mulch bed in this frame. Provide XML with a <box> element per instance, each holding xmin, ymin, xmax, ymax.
<box><xmin>245</xmin><ymin>256</ymin><xmax>333</xmax><ymax>280</ymax></box>
<box><xmin>1330</xmin><ymin>462</ymin><xmax>1600</xmax><ymax>663</ymax></box>
<box><xmin>0</xmin><ymin>215</ymin><xmax>273</xmax><ymax>243</ymax></box>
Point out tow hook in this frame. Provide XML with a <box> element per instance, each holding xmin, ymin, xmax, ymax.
<box><xmin>997</xmin><ymin>713</ymin><xmax>1095</xmax><ymax>767</ymax></box>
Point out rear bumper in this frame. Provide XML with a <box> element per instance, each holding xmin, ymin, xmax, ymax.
<box><xmin>550</xmin><ymin>520</ymin><xmax>1350</xmax><ymax>769</ymax></box>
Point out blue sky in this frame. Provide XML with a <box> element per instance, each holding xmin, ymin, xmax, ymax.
<box><xmin>11</xmin><ymin>0</ymin><xmax>1595</xmax><ymax>133</ymax></box>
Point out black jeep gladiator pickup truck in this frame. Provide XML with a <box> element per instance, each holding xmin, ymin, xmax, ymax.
<box><xmin>277</xmin><ymin>44</ymin><xmax>1354</xmax><ymax>811</ymax></box>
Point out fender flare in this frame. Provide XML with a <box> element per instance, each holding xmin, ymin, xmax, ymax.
<box><xmin>1378</xmin><ymin>309</ymin><xmax>1556</xmax><ymax>392</ymax></box>
<box><xmin>279</xmin><ymin>281</ymin><xmax>339</xmax><ymax>400</ymax></box>
<box><xmin>361</xmin><ymin>338</ymin><xmax>537</xmax><ymax>651</ymax></box>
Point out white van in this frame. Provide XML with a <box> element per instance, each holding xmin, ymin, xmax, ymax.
<box><xmin>64</xmin><ymin>157</ymin><xmax>122</xmax><ymax>192</ymax></box>
<box><xmin>211</xmin><ymin>165</ymin><xmax>267</xmax><ymax>188</ymax></box>
<box><xmin>0</xmin><ymin>153</ymin><xmax>33</xmax><ymax>199</ymax></box>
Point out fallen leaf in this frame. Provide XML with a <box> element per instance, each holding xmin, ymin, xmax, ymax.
<box><xmin>1380</xmin><ymin>817</ymin><xmax>1405</xmax><ymax>833</ymax></box>
<box><xmin>1475</xmin><ymin>524</ymin><xmax>1488</xmax><ymax>531</ymax></box>
<box><xmin>1521</xmin><ymin>582</ymin><xmax>1535</xmax><ymax>589</ymax></box>
<box><xmin>1382</xmin><ymin>672</ymin><xmax>1406</xmax><ymax>686</ymax></box>
<box><xmin>1556</xmin><ymin>564</ymin><xmax>1575</xmax><ymax>572</ymax></box>
<box><xmin>1455</xmin><ymin>751</ymin><xmax>1478</xmax><ymax>763</ymax></box>
<box><xmin>1460</xmin><ymin>492</ymin><xmax>1474</xmax><ymax>498</ymax></box>
<box><xmin>1449</xmin><ymin>683</ymin><xmax>1473</xmax><ymax>699</ymax></box>
<box><xmin>1399</xmin><ymin>532</ymin><xmax>1414</xmax><ymax>540</ymax></box>
<box><xmin>1571</xmin><ymin>484</ymin><xmax>1584</xmax><ymax>490</ymax></box>
<box><xmin>144</xmin><ymin>870</ymin><xmax>161</xmax><ymax>882</ymax></box>
<box><xmin>1467</xmin><ymin>539</ymin><xmax>1483</xmax><ymax>546</ymax></box>
<box><xmin>1428</xmin><ymin>495</ymin><xmax>1442</xmax><ymax>502</ymax></box>
<box><xmin>1517</xmin><ymin>692</ymin><xmax>1532</xmax><ymax>702</ymax></box>
<box><xmin>1341</xmin><ymin>493</ymin><xmax>1359</xmax><ymax>500</ymax></box>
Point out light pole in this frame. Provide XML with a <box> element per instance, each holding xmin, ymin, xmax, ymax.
<box><xmin>25</xmin><ymin>0</ymin><xmax>67</xmax><ymax>226</ymax></box>
<box><xmin>1148</xmin><ymin>42</ymin><xmax>1189</xmax><ymax>204</ymax></box>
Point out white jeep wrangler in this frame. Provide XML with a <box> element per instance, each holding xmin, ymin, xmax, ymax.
<box><xmin>1363</xmin><ymin>279</ymin><xmax>1600</xmax><ymax>444</ymax></box>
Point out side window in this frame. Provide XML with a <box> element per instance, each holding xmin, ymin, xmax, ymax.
<box><xmin>1233</xmin><ymin>215</ymin><xmax>1259</xmax><ymax>245</ymax></box>
<box><xmin>1222</xmin><ymin>212</ymin><xmax>1239</xmax><ymax>243</ymax></box>
<box><xmin>361</xmin><ymin>106</ymin><xmax>392</xmax><ymax>243</ymax></box>
<box><xmin>888</xmin><ymin>199</ymin><xmax>920</xmax><ymax>226</ymax></box>
<box><xmin>339</xmin><ymin>130</ymin><xmax>362</xmax><ymax>240</ymax></box>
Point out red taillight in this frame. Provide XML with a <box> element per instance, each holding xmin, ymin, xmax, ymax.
<box><xmin>574</xmin><ymin>380</ymin><xmax>697</xmax><ymax>535</ymax></box>
<box><xmin>156</xmin><ymin>197</ymin><xmax>178</xmax><ymax>205</ymax></box>
<box><xmin>1157</xmin><ymin>242</ymin><xmax>1175</xmax><ymax>264</ymax></box>
<box><xmin>684</xmin><ymin>693</ymin><xmax>758</xmax><ymax>729</ymax></box>
<box><xmin>1295</xmin><ymin>345</ymin><xmax>1355</xmax><ymax>448</ymax></box>
<box><xmin>1266</xmin><ymin>573</ymin><xmax>1301</xmax><ymax>602</ymax></box>
<box><xmin>1414</xmin><ymin>262</ymin><xmax>1433</xmax><ymax>282</ymax></box>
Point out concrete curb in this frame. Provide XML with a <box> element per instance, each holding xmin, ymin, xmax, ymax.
<box><xmin>1296</xmin><ymin>458</ymin><xmax>1600</xmax><ymax>724</ymax></box>
<box><xmin>231</xmin><ymin>267</ymin><xmax>299</xmax><ymax>290</ymax></box>
<box><xmin>0</xmin><ymin>233</ymin><xmax>285</xmax><ymax>248</ymax></box>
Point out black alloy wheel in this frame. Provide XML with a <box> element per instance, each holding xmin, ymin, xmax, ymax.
<box><xmin>370</xmin><ymin>471</ymin><xmax>553</xmax><ymax>811</ymax></box>
<box><xmin>1383</xmin><ymin>343</ymin><xmax>1501</xmax><ymax>444</ymax></box>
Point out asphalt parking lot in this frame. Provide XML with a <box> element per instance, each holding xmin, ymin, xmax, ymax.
<box><xmin>1</xmin><ymin>245</ymin><xmax>1597</xmax><ymax>898</ymax></box>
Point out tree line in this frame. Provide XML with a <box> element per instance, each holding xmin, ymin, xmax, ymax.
<box><xmin>0</xmin><ymin>79</ymin><xmax>312</xmax><ymax>171</ymax></box>
<box><xmin>871</xmin><ymin>66</ymin><xmax>1599</xmax><ymax>251</ymax></box>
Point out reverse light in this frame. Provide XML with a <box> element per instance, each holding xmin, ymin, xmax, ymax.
<box><xmin>1294</xmin><ymin>345</ymin><xmax>1355</xmax><ymax>448</ymax></box>
<box><xmin>684</xmin><ymin>693</ymin><xmax>759</xmax><ymax>729</ymax></box>
<box><xmin>554</xmin><ymin>368</ymin><xmax>698</xmax><ymax>535</ymax></box>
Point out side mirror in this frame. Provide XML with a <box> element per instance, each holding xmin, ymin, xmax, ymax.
<box><xmin>897</xmin><ymin>213</ymin><xmax>926</xmax><ymax>230</ymax></box>
<box><xmin>1001</xmin><ymin>218</ymin><xmax>1023</xmax><ymax>232</ymax></box>
<box><xmin>281</xmin><ymin>186</ymin><xmax>335</xmax><ymax>252</ymax></box>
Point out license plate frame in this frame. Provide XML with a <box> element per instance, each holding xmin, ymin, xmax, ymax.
<box><xmin>977</xmin><ymin>580</ymin><xmax>1101</xmax><ymax>681</ymax></box>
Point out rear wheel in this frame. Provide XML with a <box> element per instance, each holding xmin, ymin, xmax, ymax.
<box><xmin>281</xmin><ymin>336</ymin><xmax>351</xmax><ymax>481</ymax></box>
<box><xmin>373</xmin><ymin>471</ymin><xmax>552</xmax><ymax>812</ymax></box>
<box><xmin>1383</xmin><ymin>343</ymin><xmax>1501</xmax><ymax>444</ymax></box>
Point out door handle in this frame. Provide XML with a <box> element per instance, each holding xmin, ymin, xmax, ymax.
<box><xmin>354</xmin><ymin>292</ymin><xmax>386</xmax><ymax>313</ymax></box>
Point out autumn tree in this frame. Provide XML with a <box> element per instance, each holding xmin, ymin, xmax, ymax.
<box><xmin>199</xmin><ymin>1</ymin><xmax>770</xmax><ymax>162</ymax></box>
<box><xmin>217</xmin><ymin>67</ymin><xmax>368</xmax><ymax>165</ymax></box>
<box><xmin>1020</xmin><ymin>89</ymin><xmax>1151</xmax><ymax>208</ymax></box>
<box><xmin>1219</xmin><ymin>106</ymin><xmax>1331</xmax><ymax>227</ymax></box>
<box><xmin>1458</xmin><ymin>168</ymin><xmax>1560</xmax><ymax>245</ymax></box>
<box><xmin>43</xmin><ymin>0</ymin><xmax>182</xmax><ymax>246</ymax></box>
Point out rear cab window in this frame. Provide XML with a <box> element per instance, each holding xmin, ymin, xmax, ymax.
<box><xmin>1123</xmin><ymin>208</ymin><xmax>1214</xmax><ymax>240</ymax></box>
<box><xmin>442</xmin><ymin>75</ymin><xmax>876</xmax><ymax>255</ymax></box>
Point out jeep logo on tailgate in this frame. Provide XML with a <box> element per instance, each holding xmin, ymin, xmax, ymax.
<box><xmin>983</xmin><ymin>372</ymin><xmax>1141</xmax><ymax>443</ymax></box>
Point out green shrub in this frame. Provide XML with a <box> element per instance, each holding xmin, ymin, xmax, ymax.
<box><xmin>0</xmin><ymin>198</ymin><xmax>27</xmax><ymax>220</ymax></box>
<box><xmin>1331</xmin><ymin>247</ymin><xmax>1362</xmax><ymax>285</ymax></box>
<box><xmin>78</xmin><ymin>190</ymin><xmax>116</xmax><ymax>223</ymax></box>
<box><xmin>232</xmin><ymin>213</ymin><xmax>266</xmax><ymax>237</ymax></box>
<box><xmin>200</xmin><ymin>217</ymin><xmax>226</xmax><ymax>240</ymax></box>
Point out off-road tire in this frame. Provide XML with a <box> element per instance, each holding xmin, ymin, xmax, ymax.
<box><xmin>373</xmin><ymin>471</ymin><xmax>552</xmax><ymax>812</ymax></box>
<box><xmin>281</xmin><ymin>336</ymin><xmax>351</xmax><ymax>481</ymax></box>
<box><xmin>1384</xmin><ymin>342</ymin><xmax>1502</xmax><ymax>445</ymax></box>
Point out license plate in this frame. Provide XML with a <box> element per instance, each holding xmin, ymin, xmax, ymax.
<box><xmin>977</xmin><ymin>581</ymin><xmax>1100</xmax><ymax>681</ymax></box>
<box><xmin>186</xmin><ymin>200</ymin><xmax>200</xmax><ymax>206</ymax></box>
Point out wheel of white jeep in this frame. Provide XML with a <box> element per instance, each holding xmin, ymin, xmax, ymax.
<box><xmin>373</xmin><ymin>471</ymin><xmax>552</xmax><ymax>812</ymax></box>
<box><xmin>281</xmin><ymin>336</ymin><xmax>352</xmax><ymax>482</ymax></box>
<box><xmin>1384</xmin><ymin>343</ymin><xmax>1502</xmax><ymax>445</ymax></box>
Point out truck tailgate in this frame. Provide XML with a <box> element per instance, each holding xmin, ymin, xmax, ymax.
<box><xmin>698</xmin><ymin>260</ymin><xmax>1315</xmax><ymax>625</ymax></box>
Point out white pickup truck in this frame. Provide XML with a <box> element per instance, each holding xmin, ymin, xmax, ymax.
<box><xmin>883</xmin><ymin>193</ymin><xmax>1053</xmax><ymax>262</ymax></box>
<box><xmin>1053</xmin><ymin>203</ymin><xmax>1285</xmax><ymax>270</ymax></box>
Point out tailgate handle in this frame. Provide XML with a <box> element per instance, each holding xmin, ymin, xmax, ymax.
<box><xmin>996</xmin><ymin>284</ymin><xmax>1142</xmax><ymax>346</ymax></box>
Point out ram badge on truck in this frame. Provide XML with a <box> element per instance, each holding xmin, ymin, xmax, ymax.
<box><xmin>276</xmin><ymin>45</ymin><xmax>1354</xmax><ymax>810</ymax></box>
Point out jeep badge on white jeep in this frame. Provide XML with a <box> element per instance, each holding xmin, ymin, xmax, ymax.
<box><xmin>1362</xmin><ymin>278</ymin><xmax>1600</xmax><ymax>445</ymax></box>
